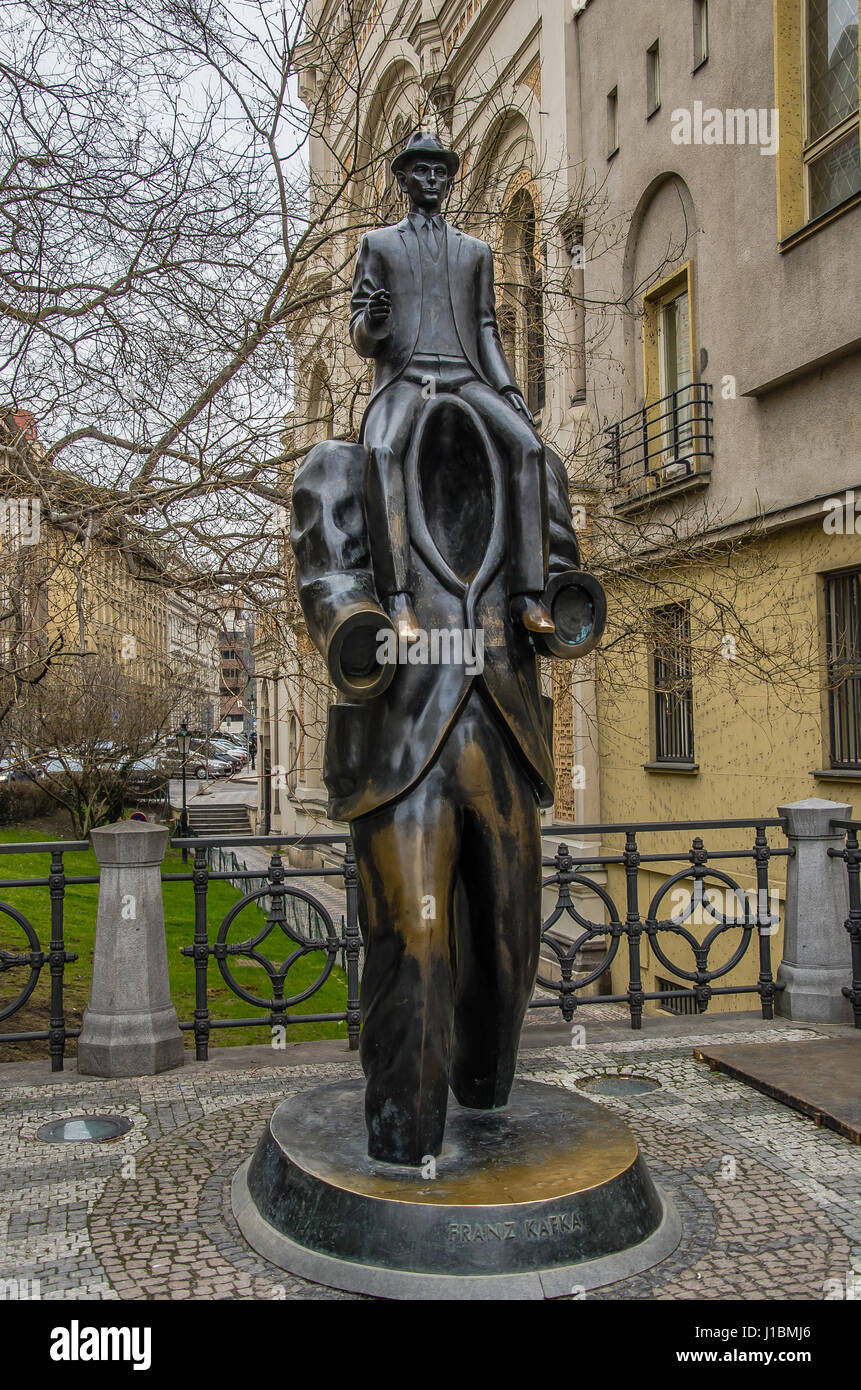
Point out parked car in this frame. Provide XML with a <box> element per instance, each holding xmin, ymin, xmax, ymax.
<box><xmin>209</xmin><ymin>738</ymin><xmax>246</xmax><ymax>768</ymax></box>
<box><xmin>154</xmin><ymin>741</ymin><xmax>231</xmax><ymax>780</ymax></box>
<box><xmin>0</xmin><ymin>757</ymin><xmax>42</xmax><ymax>785</ymax></box>
<box><xmin>38</xmin><ymin>755</ymin><xmax>85</xmax><ymax>776</ymax></box>
<box><xmin>187</xmin><ymin>738</ymin><xmax>242</xmax><ymax>773</ymax></box>
<box><xmin>125</xmin><ymin>755</ymin><xmax>168</xmax><ymax>794</ymax></box>
<box><xmin>219</xmin><ymin>732</ymin><xmax>249</xmax><ymax>752</ymax></box>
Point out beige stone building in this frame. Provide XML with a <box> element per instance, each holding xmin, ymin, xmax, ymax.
<box><xmin>1</xmin><ymin>411</ymin><xmax>225</xmax><ymax>737</ymax></box>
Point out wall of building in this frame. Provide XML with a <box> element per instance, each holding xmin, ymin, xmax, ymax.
<box><xmin>277</xmin><ymin>0</ymin><xmax>859</xmax><ymax>1016</ymax></box>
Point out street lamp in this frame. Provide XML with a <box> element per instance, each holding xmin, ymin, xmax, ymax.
<box><xmin>176</xmin><ymin>720</ymin><xmax>191</xmax><ymax>863</ymax></box>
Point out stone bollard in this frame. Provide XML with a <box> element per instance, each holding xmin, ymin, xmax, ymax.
<box><xmin>77</xmin><ymin>821</ymin><xmax>185</xmax><ymax>1076</ymax></box>
<box><xmin>776</xmin><ymin>797</ymin><xmax>853</xmax><ymax>1025</ymax></box>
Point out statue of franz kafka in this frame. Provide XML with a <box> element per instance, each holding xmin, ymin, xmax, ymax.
<box><xmin>290</xmin><ymin>130</ymin><xmax>606</xmax><ymax>1165</ymax></box>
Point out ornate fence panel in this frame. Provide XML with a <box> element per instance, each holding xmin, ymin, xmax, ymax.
<box><xmin>0</xmin><ymin>817</ymin><xmax>816</xmax><ymax>1066</ymax></box>
<box><xmin>0</xmin><ymin>841</ymin><xmax>90</xmax><ymax>1070</ymax></box>
<box><xmin>829</xmin><ymin>819</ymin><xmax>861</xmax><ymax>1028</ymax></box>
<box><xmin>534</xmin><ymin>819</ymin><xmax>790</xmax><ymax>1028</ymax></box>
<box><xmin>169</xmin><ymin>834</ymin><xmax>361</xmax><ymax>1059</ymax></box>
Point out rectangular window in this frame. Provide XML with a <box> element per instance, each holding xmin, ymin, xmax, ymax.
<box><xmin>640</xmin><ymin>264</ymin><xmax>707</xmax><ymax>478</ymax></box>
<box><xmin>658</xmin><ymin>290</ymin><xmax>692</xmax><ymax>398</ymax></box>
<box><xmin>653</xmin><ymin>603</ymin><xmax>695</xmax><ymax>763</ymax></box>
<box><xmin>657</xmin><ymin>976</ymin><xmax>699</xmax><ymax>1015</ymax></box>
<box><xmin>647</xmin><ymin>41</ymin><xmax>661</xmax><ymax>115</ymax></box>
<box><xmin>804</xmin><ymin>0</ymin><xmax>861</xmax><ymax>218</ymax></box>
<box><xmin>824</xmin><ymin>569</ymin><xmax>861</xmax><ymax>768</ymax></box>
<box><xmin>693</xmin><ymin>0</ymin><xmax>709</xmax><ymax>69</ymax></box>
<box><xmin>607</xmin><ymin>87</ymin><xmax>619</xmax><ymax>155</ymax></box>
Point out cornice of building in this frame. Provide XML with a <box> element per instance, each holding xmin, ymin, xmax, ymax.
<box><xmin>600</xmin><ymin>485</ymin><xmax>861</xmax><ymax>574</ymax></box>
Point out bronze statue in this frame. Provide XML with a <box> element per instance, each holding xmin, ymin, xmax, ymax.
<box><xmin>351</xmin><ymin>131</ymin><xmax>553</xmax><ymax>641</ymax></box>
<box><xmin>290</xmin><ymin>130</ymin><xmax>605</xmax><ymax>1166</ymax></box>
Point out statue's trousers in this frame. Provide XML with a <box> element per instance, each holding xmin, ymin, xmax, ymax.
<box><xmin>350</xmin><ymin>684</ymin><xmax>542</xmax><ymax>1164</ymax></box>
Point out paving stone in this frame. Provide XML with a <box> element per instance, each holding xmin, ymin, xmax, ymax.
<box><xmin>1</xmin><ymin>1023</ymin><xmax>859</xmax><ymax>1300</ymax></box>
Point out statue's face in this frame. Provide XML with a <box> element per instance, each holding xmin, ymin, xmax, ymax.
<box><xmin>396</xmin><ymin>159</ymin><xmax>452</xmax><ymax>213</ymax></box>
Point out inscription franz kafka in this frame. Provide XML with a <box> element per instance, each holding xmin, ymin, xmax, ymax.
<box><xmin>448</xmin><ymin>1211</ymin><xmax>582</xmax><ymax>1244</ymax></box>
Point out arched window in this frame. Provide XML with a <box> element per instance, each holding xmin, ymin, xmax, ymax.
<box><xmin>306</xmin><ymin>365</ymin><xmax>334</xmax><ymax>443</ymax></box>
<box><xmin>380</xmin><ymin>115</ymin><xmax>411</xmax><ymax>223</ymax></box>
<box><xmin>287</xmin><ymin>716</ymin><xmax>298</xmax><ymax>792</ymax></box>
<box><xmin>501</xmin><ymin>188</ymin><xmax>545</xmax><ymax>415</ymax></box>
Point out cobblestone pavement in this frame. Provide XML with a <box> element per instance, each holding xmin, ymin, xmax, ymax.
<box><xmin>1</xmin><ymin>1021</ymin><xmax>860</xmax><ymax>1301</ymax></box>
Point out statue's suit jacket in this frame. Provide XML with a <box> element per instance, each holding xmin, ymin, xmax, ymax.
<box><xmin>350</xmin><ymin>217</ymin><xmax>518</xmax><ymax>409</ymax></box>
<box><xmin>290</xmin><ymin>436</ymin><xmax>581</xmax><ymax>823</ymax></box>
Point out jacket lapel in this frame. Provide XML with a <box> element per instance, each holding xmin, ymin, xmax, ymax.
<box><xmin>446</xmin><ymin>227</ymin><xmax>470</xmax><ymax>357</ymax></box>
<box><xmin>398</xmin><ymin>217</ymin><xmax>421</xmax><ymax>294</ymax></box>
<box><xmin>446</xmin><ymin>224</ymin><xmax>462</xmax><ymax>288</ymax></box>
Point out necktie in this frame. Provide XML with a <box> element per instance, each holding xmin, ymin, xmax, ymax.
<box><xmin>422</xmin><ymin>216</ymin><xmax>441</xmax><ymax>259</ymax></box>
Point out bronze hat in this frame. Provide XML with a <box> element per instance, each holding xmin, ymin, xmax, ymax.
<box><xmin>391</xmin><ymin>130</ymin><xmax>459</xmax><ymax>178</ymax></box>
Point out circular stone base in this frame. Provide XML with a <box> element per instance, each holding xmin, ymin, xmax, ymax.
<box><xmin>232</xmin><ymin>1078</ymin><xmax>680</xmax><ymax>1299</ymax></box>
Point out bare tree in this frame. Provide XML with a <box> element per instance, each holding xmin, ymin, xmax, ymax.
<box><xmin>7</xmin><ymin>651</ymin><xmax>178</xmax><ymax>833</ymax></box>
<box><xmin>0</xmin><ymin>0</ymin><xmax>826</xmax><ymax>790</ymax></box>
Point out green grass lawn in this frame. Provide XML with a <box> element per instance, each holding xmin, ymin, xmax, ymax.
<box><xmin>0</xmin><ymin>827</ymin><xmax>348</xmax><ymax>1062</ymax></box>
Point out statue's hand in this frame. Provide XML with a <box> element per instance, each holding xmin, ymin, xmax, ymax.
<box><xmin>366</xmin><ymin>287</ymin><xmax>391</xmax><ymax>326</ymax></box>
<box><xmin>503</xmin><ymin>389</ymin><xmax>535</xmax><ymax>426</ymax></box>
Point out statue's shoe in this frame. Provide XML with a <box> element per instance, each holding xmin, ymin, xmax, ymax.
<box><xmin>510</xmin><ymin>594</ymin><xmax>555</xmax><ymax>634</ymax></box>
<box><xmin>388</xmin><ymin>592</ymin><xmax>421</xmax><ymax>641</ymax></box>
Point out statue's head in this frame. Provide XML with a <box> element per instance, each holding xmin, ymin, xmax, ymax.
<box><xmin>391</xmin><ymin>130</ymin><xmax>458</xmax><ymax>214</ymax></box>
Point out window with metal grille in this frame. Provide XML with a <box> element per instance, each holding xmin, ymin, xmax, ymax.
<box><xmin>804</xmin><ymin>0</ymin><xmax>861</xmax><ymax>218</ymax></box>
<box><xmin>825</xmin><ymin>568</ymin><xmax>861</xmax><ymax>768</ymax></box>
<box><xmin>657</xmin><ymin>976</ymin><xmax>698</xmax><ymax>1015</ymax></box>
<box><xmin>653</xmin><ymin>602</ymin><xmax>695</xmax><ymax>762</ymax></box>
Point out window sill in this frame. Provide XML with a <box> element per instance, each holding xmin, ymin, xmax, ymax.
<box><xmin>779</xmin><ymin>190</ymin><xmax>861</xmax><ymax>253</ymax></box>
<box><xmin>692</xmin><ymin>57</ymin><xmax>709</xmax><ymax>73</ymax></box>
<box><xmin>646</xmin><ymin>104</ymin><xmax>661</xmax><ymax>121</ymax></box>
<box><xmin>811</xmin><ymin>768</ymin><xmax>861</xmax><ymax>781</ymax></box>
<box><xmin>611</xmin><ymin>462</ymin><xmax>712</xmax><ymax>516</ymax></box>
<box><xmin>607</xmin><ymin>146</ymin><xmax>619</xmax><ymax>162</ymax></box>
<box><xmin>643</xmin><ymin>761</ymin><xmax>700</xmax><ymax>775</ymax></box>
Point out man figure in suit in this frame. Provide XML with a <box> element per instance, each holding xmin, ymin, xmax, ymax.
<box><xmin>351</xmin><ymin>130</ymin><xmax>554</xmax><ymax>642</ymax></box>
<box><xmin>290</xmin><ymin>131</ymin><xmax>606</xmax><ymax>1166</ymax></box>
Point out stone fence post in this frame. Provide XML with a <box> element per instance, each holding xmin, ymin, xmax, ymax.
<box><xmin>776</xmin><ymin>797</ymin><xmax>853</xmax><ymax>1025</ymax></box>
<box><xmin>77</xmin><ymin>821</ymin><xmax>185</xmax><ymax>1077</ymax></box>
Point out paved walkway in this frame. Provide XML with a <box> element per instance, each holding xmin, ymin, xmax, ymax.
<box><xmin>168</xmin><ymin>775</ymin><xmax>348</xmax><ymax>921</ymax></box>
<box><xmin>1</xmin><ymin>1015</ymin><xmax>859</xmax><ymax>1300</ymax></box>
<box><xmin>169</xmin><ymin>773</ymin><xmax>258</xmax><ymax>809</ymax></box>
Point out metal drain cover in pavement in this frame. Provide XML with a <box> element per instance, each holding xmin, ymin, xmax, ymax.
<box><xmin>36</xmin><ymin>1115</ymin><xmax>132</xmax><ymax>1143</ymax></box>
<box><xmin>578</xmin><ymin>1075</ymin><xmax>661</xmax><ymax>1097</ymax></box>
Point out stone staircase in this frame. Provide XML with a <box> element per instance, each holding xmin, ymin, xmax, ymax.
<box><xmin>187</xmin><ymin>802</ymin><xmax>251</xmax><ymax>838</ymax></box>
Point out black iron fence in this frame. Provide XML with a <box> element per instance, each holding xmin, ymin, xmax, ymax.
<box><xmin>829</xmin><ymin>819</ymin><xmax>861</xmax><ymax>1028</ymax></box>
<box><xmin>0</xmin><ymin>841</ymin><xmax>90</xmax><ymax>1070</ymax></box>
<box><xmin>167</xmin><ymin>835</ymin><xmax>360</xmax><ymax>1059</ymax></box>
<box><xmin>7</xmin><ymin>812</ymin><xmax>861</xmax><ymax>1069</ymax></box>
<box><xmin>537</xmin><ymin>820</ymin><xmax>788</xmax><ymax>1027</ymax></box>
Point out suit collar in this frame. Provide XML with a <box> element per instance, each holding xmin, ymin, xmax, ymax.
<box><xmin>407</xmin><ymin>210</ymin><xmax>445</xmax><ymax>230</ymax></box>
<box><xmin>397</xmin><ymin>214</ymin><xmax>460</xmax><ymax>236</ymax></box>
<box><xmin>396</xmin><ymin>214</ymin><xmax>464</xmax><ymax>297</ymax></box>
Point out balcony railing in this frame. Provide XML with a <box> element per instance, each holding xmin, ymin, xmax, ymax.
<box><xmin>605</xmin><ymin>382</ymin><xmax>713</xmax><ymax>492</ymax></box>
